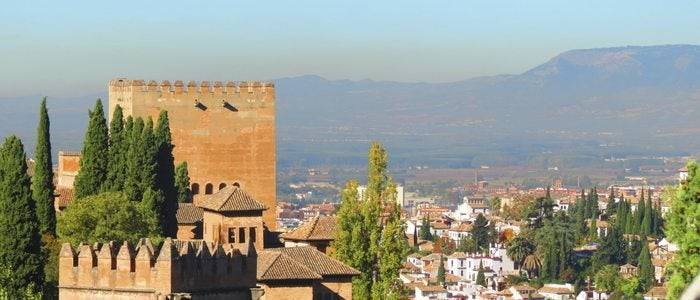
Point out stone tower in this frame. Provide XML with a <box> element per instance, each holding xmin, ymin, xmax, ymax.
<box><xmin>108</xmin><ymin>79</ymin><xmax>276</xmax><ymax>229</ymax></box>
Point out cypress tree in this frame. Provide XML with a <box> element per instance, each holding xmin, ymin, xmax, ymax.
<box><xmin>74</xmin><ymin>99</ymin><xmax>109</xmax><ymax>199</ymax></box>
<box><xmin>419</xmin><ymin>215</ymin><xmax>433</xmax><ymax>241</ymax></box>
<box><xmin>31</xmin><ymin>97</ymin><xmax>56</xmax><ymax>235</ymax></box>
<box><xmin>634</xmin><ymin>190</ymin><xmax>646</xmax><ymax>234</ymax></box>
<box><xmin>154</xmin><ymin>111</ymin><xmax>178</xmax><ymax>237</ymax></box>
<box><xmin>437</xmin><ymin>258</ymin><xmax>446</xmax><ymax>287</ymax></box>
<box><xmin>0</xmin><ymin>136</ymin><xmax>44</xmax><ymax>296</ymax></box>
<box><xmin>637</xmin><ymin>235</ymin><xmax>654</xmax><ymax>291</ymax></box>
<box><xmin>589</xmin><ymin>187</ymin><xmax>599</xmax><ymax>219</ymax></box>
<box><xmin>141</xmin><ymin>117</ymin><xmax>158</xmax><ymax>192</ymax></box>
<box><xmin>124</xmin><ymin>117</ymin><xmax>145</xmax><ymax>201</ymax></box>
<box><xmin>583</xmin><ymin>189</ymin><xmax>591</xmax><ymax>218</ymax></box>
<box><xmin>471</xmin><ymin>213</ymin><xmax>490</xmax><ymax>251</ymax></box>
<box><xmin>606</xmin><ymin>187</ymin><xmax>616</xmax><ymax>218</ymax></box>
<box><xmin>616</xmin><ymin>197</ymin><xmax>627</xmax><ymax>232</ymax></box>
<box><xmin>106</xmin><ymin>105</ymin><xmax>127</xmax><ymax>191</ymax></box>
<box><xmin>175</xmin><ymin>162</ymin><xmax>191</xmax><ymax>203</ymax></box>
<box><xmin>641</xmin><ymin>194</ymin><xmax>652</xmax><ymax>236</ymax></box>
<box><xmin>589</xmin><ymin>218</ymin><xmax>598</xmax><ymax>239</ymax></box>
<box><xmin>476</xmin><ymin>260</ymin><xmax>485</xmax><ymax>286</ymax></box>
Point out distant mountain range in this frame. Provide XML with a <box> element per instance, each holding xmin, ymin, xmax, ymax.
<box><xmin>2</xmin><ymin>45</ymin><xmax>699</xmax><ymax>168</ymax></box>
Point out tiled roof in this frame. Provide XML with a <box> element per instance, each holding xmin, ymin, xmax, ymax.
<box><xmin>415</xmin><ymin>284</ymin><xmax>446</xmax><ymax>292</ymax></box>
<box><xmin>267</xmin><ymin>246</ymin><xmax>360</xmax><ymax>276</ymax></box>
<box><xmin>197</xmin><ymin>186</ymin><xmax>267</xmax><ymax>212</ymax></box>
<box><xmin>448</xmin><ymin>252</ymin><xmax>467</xmax><ymax>259</ymax></box>
<box><xmin>281</xmin><ymin>216</ymin><xmax>336</xmax><ymax>241</ymax></box>
<box><xmin>176</xmin><ymin>203</ymin><xmax>203</xmax><ymax>224</ymax></box>
<box><xmin>257</xmin><ymin>250</ymin><xmax>321</xmax><ymax>281</ymax></box>
<box><xmin>451</xmin><ymin>222</ymin><xmax>472</xmax><ymax>232</ymax></box>
<box><xmin>55</xmin><ymin>187</ymin><xmax>74</xmax><ymax>208</ymax></box>
<box><xmin>538</xmin><ymin>286</ymin><xmax>573</xmax><ymax>294</ymax></box>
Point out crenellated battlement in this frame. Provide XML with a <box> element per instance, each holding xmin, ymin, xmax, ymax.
<box><xmin>59</xmin><ymin>238</ymin><xmax>257</xmax><ymax>296</ymax></box>
<box><xmin>109</xmin><ymin>78</ymin><xmax>274</xmax><ymax>95</ymax></box>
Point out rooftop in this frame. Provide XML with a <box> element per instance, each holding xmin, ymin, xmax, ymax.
<box><xmin>257</xmin><ymin>251</ymin><xmax>321</xmax><ymax>281</ymax></box>
<box><xmin>281</xmin><ymin>216</ymin><xmax>336</xmax><ymax>241</ymax></box>
<box><xmin>197</xmin><ymin>186</ymin><xmax>267</xmax><ymax>212</ymax></box>
<box><xmin>176</xmin><ymin>203</ymin><xmax>203</xmax><ymax>224</ymax></box>
<box><xmin>267</xmin><ymin>246</ymin><xmax>360</xmax><ymax>277</ymax></box>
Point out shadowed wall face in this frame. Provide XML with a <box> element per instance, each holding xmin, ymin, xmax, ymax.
<box><xmin>109</xmin><ymin>79</ymin><xmax>277</xmax><ymax>229</ymax></box>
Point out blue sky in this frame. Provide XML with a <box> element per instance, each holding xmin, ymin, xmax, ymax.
<box><xmin>1</xmin><ymin>0</ymin><xmax>699</xmax><ymax>97</ymax></box>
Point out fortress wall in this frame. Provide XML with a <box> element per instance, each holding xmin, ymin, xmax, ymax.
<box><xmin>59</xmin><ymin>238</ymin><xmax>257</xmax><ymax>298</ymax></box>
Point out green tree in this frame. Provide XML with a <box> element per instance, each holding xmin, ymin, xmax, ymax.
<box><xmin>637</xmin><ymin>235</ymin><xmax>654</xmax><ymax>291</ymax></box>
<box><xmin>74</xmin><ymin>99</ymin><xmax>109</xmax><ymax>199</ymax></box>
<box><xmin>106</xmin><ymin>105</ymin><xmax>127</xmax><ymax>191</ymax></box>
<box><xmin>490</xmin><ymin>196</ymin><xmax>501</xmax><ymax>215</ymax></box>
<box><xmin>124</xmin><ymin>117</ymin><xmax>145</xmax><ymax>201</ymax></box>
<box><xmin>419</xmin><ymin>215</ymin><xmax>433</xmax><ymax>241</ymax></box>
<box><xmin>437</xmin><ymin>257</ymin><xmax>446</xmax><ymax>287</ymax></box>
<box><xmin>633</xmin><ymin>189</ymin><xmax>645</xmax><ymax>234</ymax></box>
<box><xmin>589</xmin><ymin>218</ymin><xmax>598</xmax><ymax>240</ymax></box>
<box><xmin>56</xmin><ymin>192</ymin><xmax>162</xmax><ymax>245</ymax></box>
<box><xmin>332</xmin><ymin>142</ymin><xmax>408</xmax><ymax>299</ymax></box>
<box><xmin>175</xmin><ymin>162</ymin><xmax>191</xmax><ymax>203</ymax></box>
<box><xmin>593</xmin><ymin>226</ymin><xmax>627</xmax><ymax>269</ymax></box>
<box><xmin>458</xmin><ymin>236</ymin><xmax>478</xmax><ymax>253</ymax></box>
<box><xmin>594</xmin><ymin>264</ymin><xmax>622</xmax><ymax>293</ymax></box>
<box><xmin>471</xmin><ymin>213</ymin><xmax>490</xmax><ymax>251</ymax></box>
<box><xmin>666</xmin><ymin>162</ymin><xmax>700</xmax><ymax>299</ymax></box>
<box><xmin>606</xmin><ymin>187</ymin><xmax>617</xmax><ymax>218</ymax></box>
<box><xmin>31</xmin><ymin>97</ymin><xmax>56</xmax><ymax>235</ymax></box>
<box><xmin>626</xmin><ymin>237</ymin><xmax>641</xmax><ymax>265</ymax></box>
<box><xmin>154</xmin><ymin>112</ymin><xmax>178</xmax><ymax>237</ymax></box>
<box><xmin>620</xmin><ymin>276</ymin><xmax>643</xmax><ymax>298</ymax></box>
<box><xmin>507</xmin><ymin>236</ymin><xmax>535</xmax><ymax>271</ymax></box>
<box><xmin>640</xmin><ymin>194</ymin><xmax>653</xmax><ymax>237</ymax></box>
<box><xmin>0</xmin><ymin>136</ymin><xmax>44</xmax><ymax>297</ymax></box>
<box><xmin>476</xmin><ymin>260</ymin><xmax>486</xmax><ymax>286</ymax></box>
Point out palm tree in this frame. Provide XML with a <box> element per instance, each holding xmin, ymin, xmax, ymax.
<box><xmin>522</xmin><ymin>254</ymin><xmax>542</xmax><ymax>279</ymax></box>
<box><xmin>507</xmin><ymin>236</ymin><xmax>535</xmax><ymax>273</ymax></box>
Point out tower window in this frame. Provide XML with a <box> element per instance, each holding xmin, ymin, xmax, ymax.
<box><xmin>219</xmin><ymin>183</ymin><xmax>227</xmax><ymax>190</ymax></box>
<box><xmin>249</xmin><ymin>227</ymin><xmax>256</xmax><ymax>243</ymax></box>
<box><xmin>239</xmin><ymin>227</ymin><xmax>246</xmax><ymax>244</ymax></box>
<box><xmin>191</xmin><ymin>183</ymin><xmax>200</xmax><ymax>195</ymax></box>
<box><xmin>205</xmin><ymin>183</ymin><xmax>213</xmax><ymax>194</ymax></box>
<box><xmin>227</xmin><ymin>228</ymin><xmax>236</xmax><ymax>243</ymax></box>
<box><xmin>233</xmin><ymin>182</ymin><xmax>241</xmax><ymax>188</ymax></box>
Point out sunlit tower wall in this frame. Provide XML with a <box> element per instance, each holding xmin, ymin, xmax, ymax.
<box><xmin>108</xmin><ymin>79</ymin><xmax>277</xmax><ymax>229</ymax></box>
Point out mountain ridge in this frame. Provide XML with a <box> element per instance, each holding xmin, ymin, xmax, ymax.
<box><xmin>1</xmin><ymin>44</ymin><xmax>699</xmax><ymax>167</ymax></box>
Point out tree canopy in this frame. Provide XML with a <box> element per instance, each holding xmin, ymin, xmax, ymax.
<box><xmin>57</xmin><ymin>192</ymin><xmax>162</xmax><ymax>246</ymax></box>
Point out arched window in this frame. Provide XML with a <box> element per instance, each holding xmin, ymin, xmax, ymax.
<box><xmin>205</xmin><ymin>183</ymin><xmax>213</xmax><ymax>195</ymax></box>
<box><xmin>191</xmin><ymin>183</ymin><xmax>200</xmax><ymax>195</ymax></box>
<box><xmin>219</xmin><ymin>183</ymin><xmax>227</xmax><ymax>190</ymax></box>
<box><xmin>233</xmin><ymin>182</ymin><xmax>241</xmax><ymax>188</ymax></box>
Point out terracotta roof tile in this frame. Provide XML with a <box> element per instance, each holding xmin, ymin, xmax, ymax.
<box><xmin>257</xmin><ymin>251</ymin><xmax>322</xmax><ymax>281</ymax></box>
<box><xmin>267</xmin><ymin>246</ymin><xmax>360</xmax><ymax>276</ymax></box>
<box><xmin>197</xmin><ymin>186</ymin><xmax>267</xmax><ymax>212</ymax></box>
<box><xmin>176</xmin><ymin>203</ymin><xmax>203</xmax><ymax>224</ymax></box>
<box><xmin>281</xmin><ymin>216</ymin><xmax>337</xmax><ymax>241</ymax></box>
<box><xmin>55</xmin><ymin>187</ymin><xmax>74</xmax><ymax>208</ymax></box>
<box><xmin>415</xmin><ymin>284</ymin><xmax>446</xmax><ymax>292</ymax></box>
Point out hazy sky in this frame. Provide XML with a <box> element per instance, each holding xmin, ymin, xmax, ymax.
<box><xmin>2</xmin><ymin>0</ymin><xmax>699</xmax><ymax>97</ymax></box>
